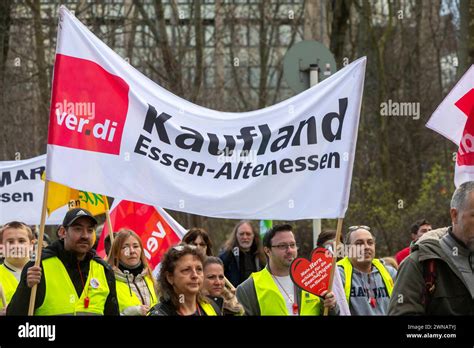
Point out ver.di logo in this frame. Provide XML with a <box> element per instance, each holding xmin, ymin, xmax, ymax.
<box><xmin>48</xmin><ymin>54</ymin><xmax>129</xmax><ymax>155</ymax></box>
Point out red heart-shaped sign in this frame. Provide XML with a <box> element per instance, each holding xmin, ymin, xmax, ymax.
<box><xmin>290</xmin><ymin>247</ymin><xmax>333</xmax><ymax>296</ymax></box>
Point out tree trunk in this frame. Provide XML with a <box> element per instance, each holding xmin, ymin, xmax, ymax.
<box><xmin>27</xmin><ymin>0</ymin><xmax>49</xmax><ymax>156</ymax></box>
<box><xmin>191</xmin><ymin>0</ymin><xmax>203</xmax><ymax>102</ymax></box>
<box><xmin>329</xmin><ymin>0</ymin><xmax>352</xmax><ymax>67</ymax></box>
<box><xmin>0</xmin><ymin>0</ymin><xmax>11</xmax><ymax>160</ymax></box>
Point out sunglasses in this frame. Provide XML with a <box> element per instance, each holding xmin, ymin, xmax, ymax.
<box><xmin>172</xmin><ymin>244</ymin><xmax>197</xmax><ymax>252</ymax></box>
<box><xmin>348</xmin><ymin>225</ymin><xmax>371</xmax><ymax>232</ymax></box>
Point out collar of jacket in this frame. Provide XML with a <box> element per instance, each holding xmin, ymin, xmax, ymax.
<box><xmin>447</xmin><ymin>228</ymin><xmax>470</xmax><ymax>250</ymax></box>
<box><xmin>415</xmin><ymin>226</ymin><xmax>471</xmax><ymax>289</ymax></box>
<box><xmin>44</xmin><ymin>239</ymin><xmax>94</xmax><ymax>268</ymax></box>
<box><xmin>151</xmin><ymin>300</ymin><xmax>179</xmax><ymax>316</ymax></box>
<box><xmin>114</xmin><ymin>265</ymin><xmax>148</xmax><ymax>283</ymax></box>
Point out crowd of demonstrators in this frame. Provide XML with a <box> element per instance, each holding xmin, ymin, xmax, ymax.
<box><xmin>183</xmin><ymin>228</ymin><xmax>213</xmax><ymax>256</ymax></box>
<box><xmin>7</xmin><ymin>208</ymin><xmax>119</xmax><ymax>316</ymax></box>
<box><xmin>2</xmin><ymin>181</ymin><xmax>474</xmax><ymax>317</ymax></box>
<box><xmin>0</xmin><ymin>222</ymin><xmax>35</xmax><ymax>315</ymax></box>
<box><xmin>148</xmin><ymin>244</ymin><xmax>222</xmax><ymax>316</ymax></box>
<box><xmin>202</xmin><ymin>257</ymin><xmax>244</xmax><ymax>316</ymax></box>
<box><xmin>395</xmin><ymin>219</ymin><xmax>432</xmax><ymax>265</ymax></box>
<box><xmin>389</xmin><ymin>181</ymin><xmax>474</xmax><ymax>315</ymax></box>
<box><xmin>107</xmin><ymin>229</ymin><xmax>158</xmax><ymax>316</ymax></box>
<box><xmin>219</xmin><ymin>220</ymin><xmax>266</xmax><ymax>287</ymax></box>
<box><xmin>236</xmin><ymin>224</ymin><xmax>338</xmax><ymax>315</ymax></box>
<box><xmin>337</xmin><ymin>226</ymin><xmax>397</xmax><ymax>315</ymax></box>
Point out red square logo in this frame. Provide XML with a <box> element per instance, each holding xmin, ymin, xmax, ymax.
<box><xmin>48</xmin><ymin>54</ymin><xmax>129</xmax><ymax>155</ymax></box>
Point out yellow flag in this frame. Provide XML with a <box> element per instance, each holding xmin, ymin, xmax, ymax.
<box><xmin>44</xmin><ymin>175</ymin><xmax>107</xmax><ymax>217</ymax></box>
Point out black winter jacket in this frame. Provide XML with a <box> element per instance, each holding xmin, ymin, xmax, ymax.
<box><xmin>7</xmin><ymin>240</ymin><xmax>119</xmax><ymax>315</ymax></box>
<box><xmin>148</xmin><ymin>297</ymin><xmax>222</xmax><ymax>316</ymax></box>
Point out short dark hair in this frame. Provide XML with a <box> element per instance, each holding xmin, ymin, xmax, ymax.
<box><xmin>316</xmin><ymin>229</ymin><xmax>341</xmax><ymax>247</ymax></box>
<box><xmin>203</xmin><ymin>256</ymin><xmax>224</xmax><ymax>269</ymax></box>
<box><xmin>263</xmin><ymin>224</ymin><xmax>293</xmax><ymax>248</ymax></box>
<box><xmin>410</xmin><ymin>219</ymin><xmax>430</xmax><ymax>235</ymax></box>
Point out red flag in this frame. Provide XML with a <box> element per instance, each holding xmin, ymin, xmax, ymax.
<box><xmin>97</xmin><ymin>200</ymin><xmax>186</xmax><ymax>271</ymax></box>
<box><xmin>426</xmin><ymin>65</ymin><xmax>474</xmax><ymax>186</ymax></box>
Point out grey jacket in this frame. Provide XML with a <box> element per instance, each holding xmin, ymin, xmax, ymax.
<box><xmin>388</xmin><ymin>227</ymin><xmax>474</xmax><ymax>315</ymax></box>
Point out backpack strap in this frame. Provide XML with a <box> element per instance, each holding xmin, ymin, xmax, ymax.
<box><xmin>421</xmin><ymin>259</ymin><xmax>436</xmax><ymax>308</ymax></box>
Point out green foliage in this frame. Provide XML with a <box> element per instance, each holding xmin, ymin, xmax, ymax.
<box><xmin>344</xmin><ymin>163</ymin><xmax>454</xmax><ymax>257</ymax></box>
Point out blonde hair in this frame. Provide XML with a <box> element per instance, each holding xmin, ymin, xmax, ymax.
<box><xmin>107</xmin><ymin>229</ymin><xmax>155</xmax><ymax>283</ymax></box>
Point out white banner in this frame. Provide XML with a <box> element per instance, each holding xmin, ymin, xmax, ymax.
<box><xmin>0</xmin><ymin>155</ymin><xmax>66</xmax><ymax>225</ymax></box>
<box><xmin>46</xmin><ymin>6</ymin><xmax>366</xmax><ymax>220</ymax></box>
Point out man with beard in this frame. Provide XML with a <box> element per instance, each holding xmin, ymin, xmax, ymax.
<box><xmin>7</xmin><ymin>208</ymin><xmax>119</xmax><ymax>315</ymax></box>
<box><xmin>236</xmin><ymin>224</ymin><xmax>338</xmax><ymax>315</ymax></box>
<box><xmin>337</xmin><ymin>226</ymin><xmax>397</xmax><ymax>315</ymax></box>
<box><xmin>389</xmin><ymin>181</ymin><xmax>474</xmax><ymax>315</ymax></box>
<box><xmin>219</xmin><ymin>221</ymin><xmax>266</xmax><ymax>287</ymax></box>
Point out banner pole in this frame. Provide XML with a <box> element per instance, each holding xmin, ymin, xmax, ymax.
<box><xmin>28</xmin><ymin>179</ymin><xmax>50</xmax><ymax>315</ymax></box>
<box><xmin>103</xmin><ymin>195</ymin><xmax>115</xmax><ymax>245</ymax></box>
<box><xmin>224</xmin><ymin>277</ymin><xmax>235</xmax><ymax>292</ymax></box>
<box><xmin>323</xmin><ymin>217</ymin><xmax>343</xmax><ymax>316</ymax></box>
<box><xmin>310</xmin><ymin>64</ymin><xmax>322</xmax><ymax>248</ymax></box>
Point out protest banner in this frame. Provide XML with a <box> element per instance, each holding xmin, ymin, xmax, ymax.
<box><xmin>427</xmin><ymin>65</ymin><xmax>474</xmax><ymax>186</ymax></box>
<box><xmin>46</xmin><ymin>6</ymin><xmax>366</xmax><ymax>220</ymax></box>
<box><xmin>0</xmin><ymin>155</ymin><xmax>65</xmax><ymax>225</ymax></box>
<box><xmin>96</xmin><ymin>199</ymin><xmax>186</xmax><ymax>273</ymax></box>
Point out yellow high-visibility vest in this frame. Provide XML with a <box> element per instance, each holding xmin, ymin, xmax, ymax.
<box><xmin>337</xmin><ymin>257</ymin><xmax>394</xmax><ymax>304</ymax></box>
<box><xmin>252</xmin><ymin>268</ymin><xmax>321</xmax><ymax>315</ymax></box>
<box><xmin>0</xmin><ymin>264</ymin><xmax>19</xmax><ymax>309</ymax></box>
<box><xmin>199</xmin><ymin>300</ymin><xmax>218</xmax><ymax>316</ymax></box>
<box><xmin>115</xmin><ymin>275</ymin><xmax>157</xmax><ymax>314</ymax></box>
<box><xmin>35</xmin><ymin>257</ymin><xmax>109</xmax><ymax>315</ymax></box>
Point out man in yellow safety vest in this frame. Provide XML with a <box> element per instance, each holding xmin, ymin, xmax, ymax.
<box><xmin>236</xmin><ymin>223</ymin><xmax>338</xmax><ymax>315</ymax></box>
<box><xmin>337</xmin><ymin>226</ymin><xmax>397</xmax><ymax>315</ymax></box>
<box><xmin>7</xmin><ymin>208</ymin><xmax>119</xmax><ymax>315</ymax></box>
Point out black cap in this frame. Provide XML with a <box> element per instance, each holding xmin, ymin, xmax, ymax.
<box><xmin>62</xmin><ymin>208</ymin><xmax>98</xmax><ymax>227</ymax></box>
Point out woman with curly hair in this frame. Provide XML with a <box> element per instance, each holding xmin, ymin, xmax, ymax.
<box><xmin>148</xmin><ymin>244</ymin><xmax>222</xmax><ymax>316</ymax></box>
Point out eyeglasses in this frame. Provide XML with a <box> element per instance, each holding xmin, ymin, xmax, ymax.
<box><xmin>271</xmin><ymin>243</ymin><xmax>298</xmax><ymax>251</ymax></box>
<box><xmin>348</xmin><ymin>225</ymin><xmax>371</xmax><ymax>232</ymax></box>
